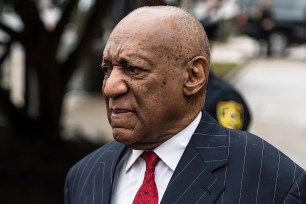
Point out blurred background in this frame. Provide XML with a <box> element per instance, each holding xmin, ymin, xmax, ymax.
<box><xmin>0</xmin><ymin>0</ymin><xmax>305</xmax><ymax>203</ymax></box>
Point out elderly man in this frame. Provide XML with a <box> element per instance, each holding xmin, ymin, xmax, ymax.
<box><xmin>64</xmin><ymin>6</ymin><xmax>306</xmax><ymax>204</ymax></box>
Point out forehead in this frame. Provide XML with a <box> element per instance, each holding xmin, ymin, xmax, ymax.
<box><xmin>103</xmin><ymin>16</ymin><xmax>176</xmax><ymax>60</ymax></box>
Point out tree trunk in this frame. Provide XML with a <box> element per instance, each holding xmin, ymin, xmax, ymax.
<box><xmin>29</xmin><ymin>33</ymin><xmax>66</xmax><ymax>140</ymax></box>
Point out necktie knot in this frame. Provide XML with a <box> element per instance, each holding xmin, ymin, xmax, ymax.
<box><xmin>141</xmin><ymin>152</ymin><xmax>159</xmax><ymax>172</ymax></box>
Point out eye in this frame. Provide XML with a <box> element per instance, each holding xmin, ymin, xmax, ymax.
<box><xmin>101</xmin><ymin>65</ymin><xmax>112</xmax><ymax>76</ymax></box>
<box><xmin>126</xmin><ymin>65</ymin><xmax>141</xmax><ymax>75</ymax></box>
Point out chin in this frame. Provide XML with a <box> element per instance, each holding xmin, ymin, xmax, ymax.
<box><xmin>112</xmin><ymin>128</ymin><xmax>137</xmax><ymax>145</ymax></box>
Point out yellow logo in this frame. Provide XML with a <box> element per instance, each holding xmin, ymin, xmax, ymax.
<box><xmin>217</xmin><ymin>101</ymin><xmax>243</xmax><ymax>130</ymax></box>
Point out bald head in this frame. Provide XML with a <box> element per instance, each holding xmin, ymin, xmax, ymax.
<box><xmin>110</xmin><ymin>6</ymin><xmax>210</xmax><ymax>65</ymax></box>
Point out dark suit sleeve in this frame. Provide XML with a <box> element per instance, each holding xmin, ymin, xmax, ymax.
<box><xmin>284</xmin><ymin>170</ymin><xmax>306</xmax><ymax>203</ymax></box>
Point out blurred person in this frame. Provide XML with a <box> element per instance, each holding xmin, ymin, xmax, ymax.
<box><xmin>254</xmin><ymin>1</ymin><xmax>275</xmax><ymax>56</ymax></box>
<box><xmin>237</xmin><ymin>0</ymin><xmax>275</xmax><ymax>56</ymax></box>
<box><xmin>64</xmin><ymin>6</ymin><xmax>306</xmax><ymax>204</ymax></box>
<box><xmin>201</xmin><ymin>18</ymin><xmax>252</xmax><ymax>131</ymax></box>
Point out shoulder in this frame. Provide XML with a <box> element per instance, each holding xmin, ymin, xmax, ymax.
<box><xmin>227</xmin><ymin>129</ymin><xmax>305</xmax><ymax>199</ymax></box>
<box><xmin>198</xmin><ymin>116</ymin><xmax>304</xmax><ymax>180</ymax></box>
<box><xmin>228</xmin><ymin>129</ymin><xmax>296</xmax><ymax>169</ymax></box>
<box><xmin>196</xmin><ymin>115</ymin><xmax>302</xmax><ymax>175</ymax></box>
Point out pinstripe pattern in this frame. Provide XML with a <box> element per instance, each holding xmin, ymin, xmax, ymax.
<box><xmin>77</xmin><ymin>146</ymin><xmax>113</xmax><ymax>202</ymax></box>
<box><xmin>294</xmin><ymin>163</ymin><xmax>297</xmax><ymax>184</ymax></box>
<box><xmin>238</xmin><ymin>132</ymin><xmax>248</xmax><ymax>204</ymax></box>
<box><xmin>221</xmin><ymin>129</ymin><xmax>231</xmax><ymax>204</ymax></box>
<box><xmin>175</xmin><ymin>167</ymin><xmax>208</xmax><ymax>203</ymax></box>
<box><xmin>65</xmin><ymin>142</ymin><xmax>125</xmax><ymax>204</ymax></box>
<box><xmin>273</xmin><ymin>151</ymin><xmax>281</xmax><ymax>204</ymax></box>
<box><xmin>195</xmin><ymin>178</ymin><xmax>217</xmax><ymax>204</ymax></box>
<box><xmin>64</xmin><ymin>111</ymin><xmax>306</xmax><ymax>204</ymax></box>
<box><xmin>295</xmin><ymin>181</ymin><xmax>302</xmax><ymax>204</ymax></box>
<box><xmin>255</xmin><ymin>139</ymin><xmax>264</xmax><ymax>204</ymax></box>
<box><xmin>168</xmin><ymin>153</ymin><xmax>199</xmax><ymax>187</ymax></box>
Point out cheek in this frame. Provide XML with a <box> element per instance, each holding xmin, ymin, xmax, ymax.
<box><xmin>140</xmin><ymin>80</ymin><xmax>167</xmax><ymax>105</ymax></box>
<box><xmin>133</xmin><ymin>81</ymin><xmax>165</xmax><ymax>120</ymax></box>
<box><xmin>138</xmin><ymin>81</ymin><xmax>175</xmax><ymax>118</ymax></box>
<box><xmin>134</xmin><ymin>70</ymin><xmax>183</xmax><ymax>116</ymax></box>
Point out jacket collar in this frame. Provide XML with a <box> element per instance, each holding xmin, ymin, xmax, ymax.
<box><xmin>83</xmin><ymin>141</ymin><xmax>126</xmax><ymax>204</ymax></box>
<box><xmin>161</xmin><ymin>111</ymin><xmax>229</xmax><ymax>204</ymax></box>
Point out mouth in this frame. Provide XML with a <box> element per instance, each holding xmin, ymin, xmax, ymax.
<box><xmin>111</xmin><ymin>108</ymin><xmax>133</xmax><ymax>116</ymax></box>
<box><xmin>109</xmin><ymin>108</ymin><xmax>136</xmax><ymax>128</ymax></box>
<box><xmin>112</xmin><ymin>108</ymin><xmax>130</xmax><ymax>114</ymax></box>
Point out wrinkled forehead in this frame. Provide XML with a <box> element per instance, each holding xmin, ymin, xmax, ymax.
<box><xmin>103</xmin><ymin>15</ymin><xmax>177</xmax><ymax>57</ymax></box>
<box><xmin>111</xmin><ymin>14</ymin><xmax>174</xmax><ymax>42</ymax></box>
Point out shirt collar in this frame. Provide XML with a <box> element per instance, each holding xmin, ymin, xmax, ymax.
<box><xmin>125</xmin><ymin>112</ymin><xmax>202</xmax><ymax>172</ymax></box>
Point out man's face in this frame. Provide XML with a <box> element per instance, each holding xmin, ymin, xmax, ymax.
<box><xmin>101</xmin><ymin>19</ymin><xmax>188</xmax><ymax>150</ymax></box>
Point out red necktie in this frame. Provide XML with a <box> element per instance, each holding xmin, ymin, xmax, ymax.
<box><xmin>133</xmin><ymin>152</ymin><xmax>159</xmax><ymax>204</ymax></box>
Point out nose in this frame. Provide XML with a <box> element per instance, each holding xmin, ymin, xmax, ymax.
<box><xmin>102</xmin><ymin>68</ymin><xmax>128</xmax><ymax>98</ymax></box>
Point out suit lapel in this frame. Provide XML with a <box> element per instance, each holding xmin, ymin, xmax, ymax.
<box><xmin>83</xmin><ymin>141</ymin><xmax>126</xmax><ymax>204</ymax></box>
<box><xmin>161</xmin><ymin>111</ymin><xmax>229</xmax><ymax>204</ymax></box>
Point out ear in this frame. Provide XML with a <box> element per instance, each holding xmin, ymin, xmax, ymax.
<box><xmin>183</xmin><ymin>56</ymin><xmax>209</xmax><ymax>96</ymax></box>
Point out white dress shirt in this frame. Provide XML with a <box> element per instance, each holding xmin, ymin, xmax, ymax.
<box><xmin>111</xmin><ymin>112</ymin><xmax>202</xmax><ymax>204</ymax></box>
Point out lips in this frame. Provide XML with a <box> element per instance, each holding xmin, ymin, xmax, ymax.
<box><xmin>109</xmin><ymin>108</ymin><xmax>136</xmax><ymax>128</ymax></box>
<box><xmin>111</xmin><ymin>108</ymin><xmax>134</xmax><ymax>117</ymax></box>
<box><xmin>112</xmin><ymin>108</ymin><xmax>131</xmax><ymax>114</ymax></box>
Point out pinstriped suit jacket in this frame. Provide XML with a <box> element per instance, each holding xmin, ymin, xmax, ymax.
<box><xmin>64</xmin><ymin>111</ymin><xmax>306</xmax><ymax>204</ymax></box>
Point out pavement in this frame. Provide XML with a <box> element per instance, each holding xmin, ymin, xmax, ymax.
<box><xmin>62</xmin><ymin>36</ymin><xmax>306</xmax><ymax>169</ymax></box>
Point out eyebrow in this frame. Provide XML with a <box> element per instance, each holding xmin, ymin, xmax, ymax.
<box><xmin>124</xmin><ymin>52</ymin><xmax>154</xmax><ymax>66</ymax></box>
<box><xmin>103</xmin><ymin>52</ymin><xmax>154</xmax><ymax>67</ymax></box>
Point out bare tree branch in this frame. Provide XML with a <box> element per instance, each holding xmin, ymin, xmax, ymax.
<box><xmin>62</xmin><ymin>0</ymin><xmax>113</xmax><ymax>83</ymax></box>
<box><xmin>0</xmin><ymin>40</ymin><xmax>12</xmax><ymax>66</ymax></box>
<box><xmin>0</xmin><ymin>21</ymin><xmax>21</xmax><ymax>41</ymax></box>
<box><xmin>53</xmin><ymin>0</ymin><xmax>79</xmax><ymax>45</ymax></box>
